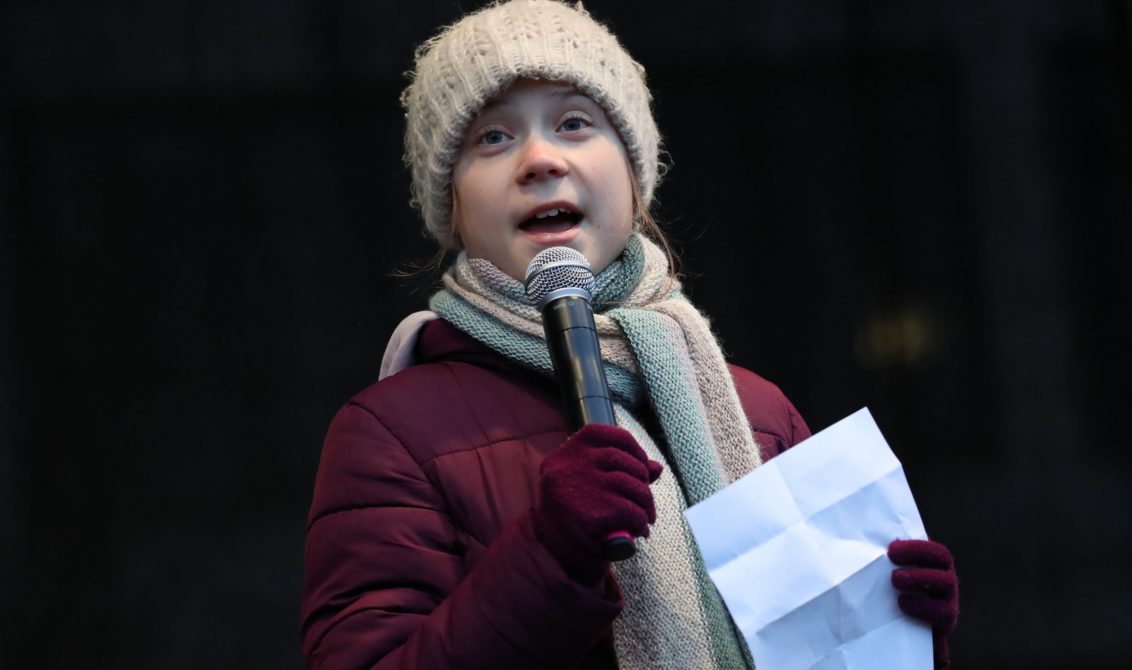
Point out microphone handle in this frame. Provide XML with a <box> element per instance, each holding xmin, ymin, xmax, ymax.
<box><xmin>542</xmin><ymin>296</ymin><xmax>636</xmax><ymax>562</ymax></box>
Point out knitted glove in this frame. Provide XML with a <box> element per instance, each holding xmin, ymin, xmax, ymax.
<box><xmin>889</xmin><ymin>539</ymin><xmax>959</xmax><ymax>670</ymax></box>
<box><xmin>532</xmin><ymin>424</ymin><xmax>664</xmax><ymax>585</ymax></box>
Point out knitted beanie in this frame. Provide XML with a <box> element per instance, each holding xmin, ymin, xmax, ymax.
<box><xmin>401</xmin><ymin>0</ymin><xmax>662</xmax><ymax>247</ymax></box>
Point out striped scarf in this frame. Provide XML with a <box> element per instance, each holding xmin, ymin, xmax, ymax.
<box><xmin>429</xmin><ymin>234</ymin><xmax>761</xmax><ymax>669</ymax></box>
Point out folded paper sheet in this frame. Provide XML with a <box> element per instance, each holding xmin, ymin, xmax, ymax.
<box><xmin>684</xmin><ymin>408</ymin><xmax>932</xmax><ymax>670</ymax></box>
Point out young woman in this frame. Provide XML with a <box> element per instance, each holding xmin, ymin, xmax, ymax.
<box><xmin>300</xmin><ymin>2</ymin><xmax>958</xmax><ymax>668</ymax></box>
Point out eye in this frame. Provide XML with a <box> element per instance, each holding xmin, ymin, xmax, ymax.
<box><xmin>481</xmin><ymin>130</ymin><xmax>508</xmax><ymax>145</ymax></box>
<box><xmin>475</xmin><ymin>124</ymin><xmax>511</xmax><ymax>146</ymax></box>
<box><xmin>558</xmin><ymin>113</ymin><xmax>592</xmax><ymax>133</ymax></box>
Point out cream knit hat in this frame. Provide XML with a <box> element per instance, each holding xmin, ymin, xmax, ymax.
<box><xmin>401</xmin><ymin>0</ymin><xmax>662</xmax><ymax>247</ymax></box>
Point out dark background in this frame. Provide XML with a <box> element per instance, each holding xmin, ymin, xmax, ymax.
<box><xmin>3</xmin><ymin>0</ymin><xmax>1130</xmax><ymax>668</ymax></box>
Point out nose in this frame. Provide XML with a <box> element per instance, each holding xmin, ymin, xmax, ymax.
<box><xmin>516</xmin><ymin>135</ymin><xmax>568</xmax><ymax>184</ymax></box>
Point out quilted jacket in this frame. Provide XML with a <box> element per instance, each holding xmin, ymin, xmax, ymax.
<box><xmin>301</xmin><ymin>318</ymin><xmax>811</xmax><ymax>669</ymax></box>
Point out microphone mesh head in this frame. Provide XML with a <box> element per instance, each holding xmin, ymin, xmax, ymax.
<box><xmin>524</xmin><ymin>247</ymin><xmax>595</xmax><ymax>306</ymax></box>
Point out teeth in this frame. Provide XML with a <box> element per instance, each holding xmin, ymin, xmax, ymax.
<box><xmin>535</xmin><ymin>207</ymin><xmax>564</xmax><ymax>219</ymax></box>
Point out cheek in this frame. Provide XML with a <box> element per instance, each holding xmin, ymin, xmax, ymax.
<box><xmin>455</xmin><ymin>161</ymin><xmax>513</xmax><ymax>217</ymax></box>
<box><xmin>592</xmin><ymin>172</ymin><xmax>635</xmax><ymax>271</ymax></box>
<box><xmin>601</xmin><ymin>170</ymin><xmax>635</xmax><ymax>234</ymax></box>
<box><xmin>451</xmin><ymin>168</ymin><xmax>491</xmax><ymax>234</ymax></box>
<box><xmin>598</xmin><ymin>146</ymin><xmax>635</xmax><ymax>225</ymax></box>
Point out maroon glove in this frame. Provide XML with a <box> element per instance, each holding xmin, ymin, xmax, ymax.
<box><xmin>532</xmin><ymin>424</ymin><xmax>664</xmax><ymax>585</ymax></box>
<box><xmin>889</xmin><ymin>539</ymin><xmax>959</xmax><ymax>670</ymax></box>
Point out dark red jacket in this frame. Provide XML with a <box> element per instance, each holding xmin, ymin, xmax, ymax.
<box><xmin>301</xmin><ymin>319</ymin><xmax>811</xmax><ymax>669</ymax></box>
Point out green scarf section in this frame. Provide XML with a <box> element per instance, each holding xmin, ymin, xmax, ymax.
<box><xmin>429</xmin><ymin>234</ymin><xmax>760</xmax><ymax>669</ymax></box>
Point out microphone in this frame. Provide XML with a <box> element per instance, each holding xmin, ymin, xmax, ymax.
<box><xmin>525</xmin><ymin>247</ymin><xmax>636</xmax><ymax>561</ymax></box>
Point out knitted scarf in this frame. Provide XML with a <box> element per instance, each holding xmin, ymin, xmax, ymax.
<box><xmin>427</xmin><ymin>234</ymin><xmax>762</xmax><ymax>669</ymax></box>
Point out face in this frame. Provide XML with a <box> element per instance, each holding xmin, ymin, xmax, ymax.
<box><xmin>451</xmin><ymin>79</ymin><xmax>635</xmax><ymax>281</ymax></box>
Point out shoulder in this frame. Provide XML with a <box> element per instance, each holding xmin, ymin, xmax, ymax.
<box><xmin>308</xmin><ymin>362</ymin><xmax>507</xmax><ymax>527</ymax></box>
<box><xmin>307</xmin><ymin>366</ymin><xmax>471</xmax><ymax>529</ymax></box>
<box><xmin>727</xmin><ymin>364</ymin><xmax>812</xmax><ymax>459</ymax></box>
<box><xmin>339</xmin><ymin>357</ymin><xmax>565</xmax><ymax>461</ymax></box>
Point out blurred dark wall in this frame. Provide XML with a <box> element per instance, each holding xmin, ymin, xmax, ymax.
<box><xmin>3</xmin><ymin>1</ymin><xmax>1130</xmax><ymax>668</ymax></box>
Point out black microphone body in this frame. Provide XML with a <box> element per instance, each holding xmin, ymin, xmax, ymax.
<box><xmin>541</xmin><ymin>295</ymin><xmax>617</xmax><ymax>432</ymax></box>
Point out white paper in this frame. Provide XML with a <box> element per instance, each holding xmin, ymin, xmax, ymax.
<box><xmin>684</xmin><ymin>408</ymin><xmax>933</xmax><ymax>670</ymax></box>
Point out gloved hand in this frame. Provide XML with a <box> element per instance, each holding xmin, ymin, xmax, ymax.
<box><xmin>889</xmin><ymin>539</ymin><xmax>959</xmax><ymax>670</ymax></box>
<box><xmin>532</xmin><ymin>424</ymin><xmax>664</xmax><ymax>585</ymax></box>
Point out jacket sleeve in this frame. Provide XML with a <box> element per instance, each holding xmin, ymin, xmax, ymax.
<box><xmin>300</xmin><ymin>401</ymin><xmax>622</xmax><ymax>670</ymax></box>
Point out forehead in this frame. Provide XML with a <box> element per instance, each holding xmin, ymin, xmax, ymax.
<box><xmin>479</xmin><ymin>79</ymin><xmax>593</xmax><ymax>113</ymax></box>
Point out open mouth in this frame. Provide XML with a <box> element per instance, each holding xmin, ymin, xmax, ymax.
<box><xmin>519</xmin><ymin>207</ymin><xmax>582</xmax><ymax>234</ymax></box>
